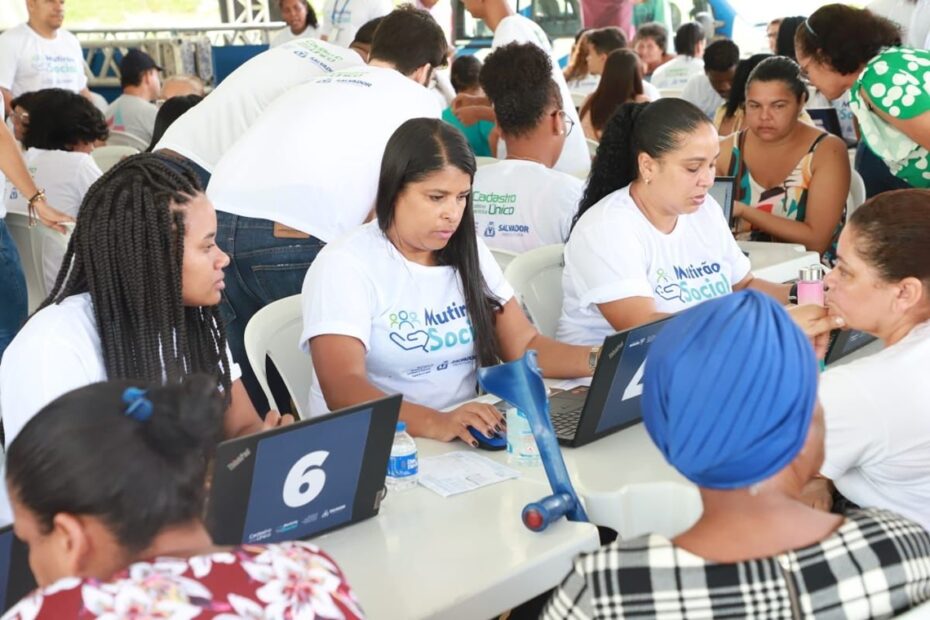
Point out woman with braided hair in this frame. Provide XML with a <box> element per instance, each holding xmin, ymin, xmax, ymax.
<box><xmin>0</xmin><ymin>153</ymin><xmax>290</xmax><ymax>446</ymax></box>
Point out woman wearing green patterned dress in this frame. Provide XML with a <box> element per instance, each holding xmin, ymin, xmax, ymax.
<box><xmin>719</xmin><ymin>56</ymin><xmax>849</xmax><ymax>265</ymax></box>
<box><xmin>796</xmin><ymin>4</ymin><xmax>930</xmax><ymax>189</ymax></box>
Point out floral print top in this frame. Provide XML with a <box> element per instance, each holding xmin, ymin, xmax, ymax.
<box><xmin>1</xmin><ymin>541</ymin><xmax>363</xmax><ymax>619</ymax></box>
<box><xmin>850</xmin><ymin>46</ymin><xmax>930</xmax><ymax>188</ymax></box>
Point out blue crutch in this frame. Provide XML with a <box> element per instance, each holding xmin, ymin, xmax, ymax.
<box><xmin>477</xmin><ymin>351</ymin><xmax>588</xmax><ymax>531</ymax></box>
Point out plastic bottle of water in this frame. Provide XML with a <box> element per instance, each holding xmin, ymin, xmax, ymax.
<box><xmin>506</xmin><ymin>407</ymin><xmax>541</xmax><ymax>467</ymax></box>
<box><xmin>386</xmin><ymin>422</ymin><xmax>419</xmax><ymax>491</ymax></box>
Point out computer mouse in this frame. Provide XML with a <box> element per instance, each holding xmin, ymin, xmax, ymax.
<box><xmin>467</xmin><ymin>426</ymin><xmax>507</xmax><ymax>451</ymax></box>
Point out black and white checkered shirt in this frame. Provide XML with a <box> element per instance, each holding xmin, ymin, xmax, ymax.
<box><xmin>543</xmin><ymin>508</ymin><xmax>930</xmax><ymax>619</ymax></box>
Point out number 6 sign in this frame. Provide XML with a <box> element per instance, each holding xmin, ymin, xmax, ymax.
<box><xmin>282</xmin><ymin>451</ymin><xmax>329</xmax><ymax>508</ymax></box>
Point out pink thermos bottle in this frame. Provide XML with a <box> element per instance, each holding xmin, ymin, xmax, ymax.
<box><xmin>797</xmin><ymin>265</ymin><xmax>825</xmax><ymax>306</ymax></box>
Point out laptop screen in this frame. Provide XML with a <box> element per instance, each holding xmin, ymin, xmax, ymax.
<box><xmin>594</xmin><ymin>318</ymin><xmax>670</xmax><ymax>434</ymax></box>
<box><xmin>709</xmin><ymin>177</ymin><xmax>735</xmax><ymax>224</ymax></box>
<box><xmin>808</xmin><ymin>107</ymin><xmax>843</xmax><ymax>139</ymax></box>
<box><xmin>241</xmin><ymin>409</ymin><xmax>372</xmax><ymax>544</ymax></box>
<box><xmin>208</xmin><ymin>395</ymin><xmax>401</xmax><ymax>546</ymax></box>
<box><xmin>0</xmin><ymin>527</ymin><xmax>12</xmax><ymax>612</ymax></box>
<box><xmin>826</xmin><ymin>329</ymin><xmax>877</xmax><ymax>365</ymax></box>
<box><xmin>0</xmin><ymin>526</ymin><xmax>36</xmax><ymax>612</ymax></box>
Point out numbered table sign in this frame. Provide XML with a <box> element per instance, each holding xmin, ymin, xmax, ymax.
<box><xmin>594</xmin><ymin>318</ymin><xmax>668</xmax><ymax>435</ymax></box>
<box><xmin>241</xmin><ymin>411</ymin><xmax>371</xmax><ymax>544</ymax></box>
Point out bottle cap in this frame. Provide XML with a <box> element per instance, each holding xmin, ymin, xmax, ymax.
<box><xmin>396</xmin><ymin>422</ymin><xmax>406</xmax><ymax>433</ymax></box>
<box><xmin>799</xmin><ymin>264</ymin><xmax>825</xmax><ymax>282</ymax></box>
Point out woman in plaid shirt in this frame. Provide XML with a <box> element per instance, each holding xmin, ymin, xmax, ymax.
<box><xmin>545</xmin><ymin>290</ymin><xmax>930</xmax><ymax>619</ymax></box>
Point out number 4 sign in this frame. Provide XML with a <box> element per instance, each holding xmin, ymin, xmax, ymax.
<box><xmin>621</xmin><ymin>361</ymin><xmax>645</xmax><ymax>401</ymax></box>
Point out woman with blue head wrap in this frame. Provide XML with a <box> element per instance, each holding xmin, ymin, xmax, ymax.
<box><xmin>545</xmin><ymin>290</ymin><xmax>930</xmax><ymax>620</ymax></box>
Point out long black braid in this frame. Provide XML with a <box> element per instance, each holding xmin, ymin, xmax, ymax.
<box><xmin>40</xmin><ymin>153</ymin><xmax>232</xmax><ymax>401</ymax></box>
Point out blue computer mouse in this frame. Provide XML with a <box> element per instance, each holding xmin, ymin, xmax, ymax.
<box><xmin>467</xmin><ymin>426</ymin><xmax>507</xmax><ymax>451</ymax></box>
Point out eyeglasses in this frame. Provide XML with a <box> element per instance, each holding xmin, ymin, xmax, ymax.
<box><xmin>552</xmin><ymin>109</ymin><xmax>575</xmax><ymax>137</ymax></box>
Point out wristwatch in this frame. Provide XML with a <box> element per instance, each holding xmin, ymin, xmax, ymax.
<box><xmin>788</xmin><ymin>282</ymin><xmax>799</xmax><ymax>304</ymax></box>
<box><xmin>587</xmin><ymin>346</ymin><xmax>601</xmax><ymax>373</ymax></box>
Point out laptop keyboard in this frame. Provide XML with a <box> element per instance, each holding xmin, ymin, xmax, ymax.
<box><xmin>552</xmin><ymin>409</ymin><xmax>582</xmax><ymax>440</ymax></box>
<box><xmin>490</xmin><ymin>387</ymin><xmax>587</xmax><ymax>441</ymax></box>
<box><xmin>550</xmin><ymin>388</ymin><xmax>587</xmax><ymax>441</ymax></box>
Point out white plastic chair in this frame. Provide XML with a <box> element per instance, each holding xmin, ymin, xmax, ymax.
<box><xmin>91</xmin><ymin>145</ymin><xmax>139</xmax><ymax>173</ymax></box>
<box><xmin>586</xmin><ymin>138</ymin><xmax>599</xmax><ymax>158</ymax></box>
<box><xmin>107</xmin><ymin>130</ymin><xmax>150</xmax><ymax>151</ymax></box>
<box><xmin>490</xmin><ymin>248</ymin><xmax>519</xmax><ymax>271</ymax></box>
<box><xmin>475</xmin><ymin>156</ymin><xmax>498</xmax><ymax>167</ymax></box>
<box><xmin>570</xmin><ymin>91</ymin><xmax>587</xmax><ymax>109</ymax></box>
<box><xmin>658</xmin><ymin>88</ymin><xmax>683</xmax><ymax>99</ymax></box>
<box><xmin>503</xmin><ymin>243</ymin><xmax>565</xmax><ymax>338</ymax></box>
<box><xmin>5</xmin><ymin>212</ymin><xmax>73</xmax><ymax>312</ymax></box>
<box><xmin>846</xmin><ymin>169</ymin><xmax>866</xmax><ymax>219</ymax></box>
<box><xmin>243</xmin><ymin>294</ymin><xmax>313</xmax><ymax>420</ymax></box>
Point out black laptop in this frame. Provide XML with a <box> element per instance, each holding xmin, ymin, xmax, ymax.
<box><xmin>709</xmin><ymin>176</ymin><xmax>736</xmax><ymax>225</ymax></box>
<box><xmin>808</xmin><ymin>107</ymin><xmax>844</xmax><ymax>139</ymax></box>
<box><xmin>207</xmin><ymin>395</ymin><xmax>401</xmax><ymax>546</ymax></box>
<box><xmin>0</xmin><ymin>525</ymin><xmax>36</xmax><ymax>613</ymax></box>
<box><xmin>539</xmin><ymin>318</ymin><xmax>671</xmax><ymax>448</ymax></box>
<box><xmin>825</xmin><ymin>329</ymin><xmax>877</xmax><ymax>366</ymax></box>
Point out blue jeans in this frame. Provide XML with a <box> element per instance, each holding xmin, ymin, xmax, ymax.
<box><xmin>216</xmin><ymin>212</ymin><xmax>325</xmax><ymax>413</ymax></box>
<box><xmin>855</xmin><ymin>141</ymin><xmax>911</xmax><ymax>198</ymax></box>
<box><xmin>0</xmin><ymin>220</ymin><xmax>28</xmax><ymax>363</ymax></box>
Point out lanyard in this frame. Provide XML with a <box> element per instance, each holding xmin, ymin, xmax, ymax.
<box><xmin>331</xmin><ymin>0</ymin><xmax>351</xmax><ymax>25</ymax></box>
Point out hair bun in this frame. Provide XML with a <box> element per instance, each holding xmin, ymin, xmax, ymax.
<box><xmin>140</xmin><ymin>375</ymin><xmax>225</xmax><ymax>463</ymax></box>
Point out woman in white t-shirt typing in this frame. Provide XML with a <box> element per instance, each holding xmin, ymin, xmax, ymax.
<box><xmin>801</xmin><ymin>190</ymin><xmax>930</xmax><ymax>531</ymax></box>
<box><xmin>0</xmin><ymin>154</ymin><xmax>291</xmax><ymax>446</ymax></box>
<box><xmin>302</xmin><ymin>118</ymin><xmax>595</xmax><ymax>445</ymax></box>
<box><xmin>558</xmin><ymin>98</ymin><xmax>789</xmax><ymax>346</ymax></box>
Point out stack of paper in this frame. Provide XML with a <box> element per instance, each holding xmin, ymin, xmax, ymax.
<box><xmin>418</xmin><ymin>452</ymin><xmax>521</xmax><ymax>497</ymax></box>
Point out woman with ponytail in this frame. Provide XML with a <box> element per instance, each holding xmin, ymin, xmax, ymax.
<box><xmin>0</xmin><ymin>153</ymin><xmax>291</xmax><ymax>447</ymax></box>
<box><xmin>557</xmin><ymin>98</ymin><xmax>789</xmax><ymax>346</ymax></box>
<box><xmin>4</xmin><ymin>377</ymin><xmax>362</xmax><ymax>618</ymax></box>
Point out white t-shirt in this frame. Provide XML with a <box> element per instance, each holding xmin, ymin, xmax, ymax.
<box><xmin>472</xmin><ymin>159</ymin><xmax>582</xmax><ymax>253</ymax></box>
<box><xmin>4</xmin><ymin>148</ymin><xmax>101</xmax><ymax>290</ymax></box>
<box><xmin>571</xmin><ymin>73</ymin><xmax>660</xmax><ymax>102</ymax></box>
<box><xmin>105</xmin><ymin>93</ymin><xmax>158</xmax><ymax>146</ymax></box>
<box><xmin>819</xmin><ymin>320</ymin><xmax>930</xmax><ymax>531</ymax></box>
<box><xmin>0</xmin><ymin>23</ymin><xmax>87</xmax><ymax>97</ymax></box>
<box><xmin>155</xmin><ymin>38</ymin><xmax>363</xmax><ymax>173</ymax></box>
<box><xmin>0</xmin><ymin>293</ymin><xmax>242</xmax><ymax>447</ymax></box>
<box><xmin>557</xmin><ymin>185</ymin><xmax>752</xmax><ymax>345</ymax></box>
<box><xmin>650</xmin><ymin>55</ymin><xmax>704</xmax><ymax>92</ymax></box>
<box><xmin>868</xmin><ymin>0</ymin><xmax>930</xmax><ymax>48</ymax></box>
<box><xmin>492</xmin><ymin>15</ymin><xmax>591</xmax><ymax>178</ymax></box>
<box><xmin>568</xmin><ymin>74</ymin><xmax>600</xmax><ymax>97</ymax></box>
<box><xmin>680</xmin><ymin>72</ymin><xmax>723</xmax><ymax>119</ymax></box>
<box><xmin>416</xmin><ymin>0</ymin><xmax>453</xmax><ymax>43</ymax></box>
<box><xmin>270</xmin><ymin>25</ymin><xmax>320</xmax><ymax>48</ymax></box>
<box><xmin>300</xmin><ymin>221</ymin><xmax>515</xmax><ymax>416</ymax></box>
<box><xmin>642</xmin><ymin>80</ymin><xmax>661</xmax><ymax>102</ymax></box>
<box><xmin>807</xmin><ymin>88</ymin><xmax>858</xmax><ymax>145</ymax></box>
<box><xmin>207</xmin><ymin>66</ymin><xmax>440</xmax><ymax>242</ymax></box>
<box><xmin>320</xmin><ymin>0</ymin><xmax>393</xmax><ymax>48</ymax></box>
